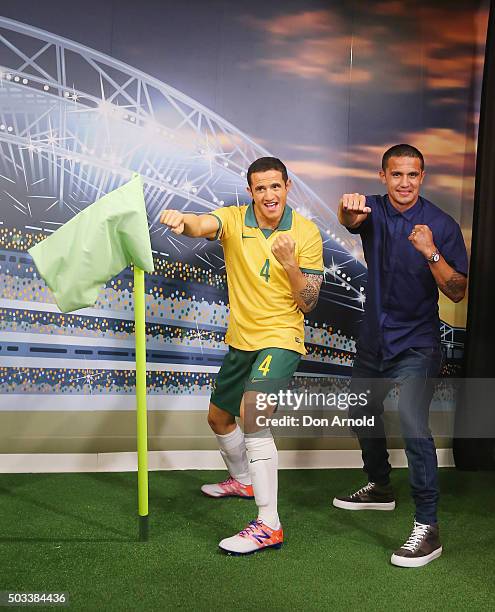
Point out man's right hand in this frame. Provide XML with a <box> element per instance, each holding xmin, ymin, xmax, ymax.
<box><xmin>338</xmin><ymin>193</ymin><xmax>371</xmax><ymax>229</ymax></box>
<box><xmin>340</xmin><ymin>193</ymin><xmax>371</xmax><ymax>215</ymax></box>
<box><xmin>159</xmin><ymin>209</ymin><xmax>185</xmax><ymax>234</ymax></box>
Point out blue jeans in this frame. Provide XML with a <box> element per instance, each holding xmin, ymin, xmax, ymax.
<box><xmin>349</xmin><ymin>346</ymin><xmax>443</xmax><ymax>525</ymax></box>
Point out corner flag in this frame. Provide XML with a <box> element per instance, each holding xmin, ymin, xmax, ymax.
<box><xmin>28</xmin><ymin>173</ymin><xmax>153</xmax><ymax>541</ymax></box>
<box><xmin>28</xmin><ymin>173</ymin><xmax>154</xmax><ymax>312</ymax></box>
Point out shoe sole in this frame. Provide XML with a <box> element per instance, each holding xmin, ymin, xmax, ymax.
<box><xmin>201</xmin><ymin>489</ymin><xmax>254</xmax><ymax>500</ymax></box>
<box><xmin>391</xmin><ymin>546</ymin><xmax>443</xmax><ymax>568</ymax></box>
<box><xmin>218</xmin><ymin>543</ymin><xmax>283</xmax><ymax>556</ymax></box>
<box><xmin>332</xmin><ymin>498</ymin><xmax>396</xmax><ymax>511</ymax></box>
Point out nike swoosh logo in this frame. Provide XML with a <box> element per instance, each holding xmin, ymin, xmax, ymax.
<box><xmin>249</xmin><ymin>458</ymin><xmax>271</xmax><ymax>463</ymax></box>
<box><xmin>242</xmin><ymin>234</ymin><xmax>256</xmax><ymax>239</ymax></box>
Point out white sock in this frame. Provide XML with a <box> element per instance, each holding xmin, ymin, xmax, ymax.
<box><xmin>215</xmin><ymin>425</ymin><xmax>251</xmax><ymax>485</ymax></box>
<box><xmin>245</xmin><ymin>429</ymin><xmax>280</xmax><ymax>529</ymax></box>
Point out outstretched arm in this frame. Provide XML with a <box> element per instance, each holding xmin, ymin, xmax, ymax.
<box><xmin>271</xmin><ymin>235</ymin><xmax>323</xmax><ymax>313</ymax></box>
<box><xmin>159</xmin><ymin>209</ymin><xmax>219</xmax><ymax>239</ymax></box>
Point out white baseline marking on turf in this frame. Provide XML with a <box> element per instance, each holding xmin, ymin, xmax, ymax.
<box><xmin>0</xmin><ymin>449</ymin><xmax>455</xmax><ymax>472</ymax></box>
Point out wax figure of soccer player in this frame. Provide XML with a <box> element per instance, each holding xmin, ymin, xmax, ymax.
<box><xmin>160</xmin><ymin>157</ymin><xmax>323</xmax><ymax>554</ymax></box>
<box><xmin>333</xmin><ymin>144</ymin><xmax>468</xmax><ymax>567</ymax></box>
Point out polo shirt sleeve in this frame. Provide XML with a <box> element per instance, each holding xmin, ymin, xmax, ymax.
<box><xmin>298</xmin><ymin>222</ymin><xmax>324</xmax><ymax>275</ymax></box>
<box><xmin>439</xmin><ymin>220</ymin><xmax>469</xmax><ymax>276</ymax></box>
<box><xmin>206</xmin><ymin>206</ymin><xmax>235</xmax><ymax>242</ymax></box>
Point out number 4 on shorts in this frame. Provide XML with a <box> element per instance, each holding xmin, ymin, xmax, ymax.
<box><xmin>260</xmin><ymin>258</ymin><xmax>270</xmax><ymax>282</ymax></box>
<box><xmin>258</xmin><ymin>354</ymin><xmax>272</xmax><ymax>377</ymax></box>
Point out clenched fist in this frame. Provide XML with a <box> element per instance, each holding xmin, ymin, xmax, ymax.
<box><xmin>340</xmin><ymin>193</ymin><xmax>372</xmax><ymax>216</ymax></box>
<box><xmin>271</xmin><ymin>234</ymin><xmax>296</xmax><ymax>269</ymax></box>
<box><xmin>159</xmin><ymin>209</ymin><xmax>185</xmax><ymax>235</ymax></box>
<box><xmin>408</xmin><ymin>224</ymin><xmax>435</xmax><ymax>257</ymax></box>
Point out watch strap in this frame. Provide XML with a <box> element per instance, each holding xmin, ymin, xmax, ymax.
<box><xmin>427</xmin><ymin>249</ymin><xmax>440</xmax><ymax>263</ymax></box>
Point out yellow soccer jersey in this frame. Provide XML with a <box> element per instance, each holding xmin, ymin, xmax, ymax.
<box><xmin>209</xmin><ymin>204</ymin><xmax>323</xmax><ymax>355</ymax></box>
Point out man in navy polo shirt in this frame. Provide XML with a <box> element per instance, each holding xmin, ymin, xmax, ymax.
<box><xmin>332</xmin><ymin>144</ymin><xmax>468</xmax><ymax>568</ymax></box>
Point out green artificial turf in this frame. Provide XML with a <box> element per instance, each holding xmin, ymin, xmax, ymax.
<box><xmin>0</xmin><ymin>468</ymin><xmax>494</xmax><ymax>611</ymax></box>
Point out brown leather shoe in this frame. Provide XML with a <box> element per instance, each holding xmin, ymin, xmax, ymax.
<box><xmin>332</xmin><ymin>482</ymin><xmax>396</xmax><ymax>511</ymax></box>
<box><xmin>391</xmin><ymin>520</ymin><xmax>442</xmax><ymax>567</ymax></box>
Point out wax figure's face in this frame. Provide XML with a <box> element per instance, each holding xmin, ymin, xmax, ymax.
<box><xmin>247</xmin><ymin>169</ymin><xmax>292</xmax><ymax>227</ymax></box>
<box><xmin>379</xmin><ymin>156</ymin><xmax>425</xmax><ymax>209</ymax></box>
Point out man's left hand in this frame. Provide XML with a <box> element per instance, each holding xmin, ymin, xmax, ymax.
<box><xmin>271</xmin><ymin>234</ymin><xmax>297</xmax><ymax>269</ymax></box>
<box><xmin>408</xmin><ymin>224</ymin><xmax>435</xmax><ymax>258</ymax></box>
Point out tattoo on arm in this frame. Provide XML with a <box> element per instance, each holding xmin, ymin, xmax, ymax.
<box><xmin>440</xmin><ymin>272</ymin><xmax>467</xmax><ymax>303</ymax></box>
<box><xmin>297</xmin><ymin>273</ymin><xmax>323</xmax><ymax>312</ymax></box>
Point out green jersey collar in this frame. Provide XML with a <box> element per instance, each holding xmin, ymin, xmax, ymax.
<box><xmin>244</xmin><ymin>203</ymin><xmax>293</xmax><ymax>230</ymax></box>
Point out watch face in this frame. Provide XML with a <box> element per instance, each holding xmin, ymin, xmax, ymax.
<box><xmin>432</xmin><ymin>252</ymin><xmax>440</xmax><ymax>262</ymax></box>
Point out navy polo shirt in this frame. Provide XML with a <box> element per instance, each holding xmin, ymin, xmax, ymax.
<box><xmin>348</xmin><ymin>195</ymin><xmax>468</xmax><ymax>360</ymax></box>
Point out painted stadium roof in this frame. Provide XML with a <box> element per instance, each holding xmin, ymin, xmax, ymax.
<box><xmin>0</xmin><ymin>16</ymin><xmax>366</xmax><ymax>311</ymax></box>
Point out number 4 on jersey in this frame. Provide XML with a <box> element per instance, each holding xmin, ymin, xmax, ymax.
<box><xmin>258</xmin><ymin>354</ymin><xmax>272</xmax><ymax>377</ymax></box>
<box><xmin>260</xmin><ymin>258</ymin><xmax>270</xmax><ymax>282</ymax></box>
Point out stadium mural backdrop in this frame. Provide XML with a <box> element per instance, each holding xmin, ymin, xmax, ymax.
<box><xmin>0</xmin><ymin>1</ymin><xmax>488</xmax><ymax>452</ymax></box>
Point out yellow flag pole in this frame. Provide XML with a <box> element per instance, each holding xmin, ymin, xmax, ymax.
<box><xmin>133</xmin><ymin>265</ymin><xmax>149</xmax><ymax>541</ymax></box>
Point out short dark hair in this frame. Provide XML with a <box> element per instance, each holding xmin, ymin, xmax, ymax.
<box><xmin>381</xmin><ymin>144</ymin><xmax>425</xmax><ymax>171</ymax></box>
<box><xmin>247</xmin><ymin>157</ymin><xmax>288</xmax><ymax>186</ymax></box>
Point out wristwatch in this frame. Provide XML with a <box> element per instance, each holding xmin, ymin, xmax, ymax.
<box><xmin>427</xmin><ymin>249</ymin><xmax>440</xmax><ymax>263</ymax></box>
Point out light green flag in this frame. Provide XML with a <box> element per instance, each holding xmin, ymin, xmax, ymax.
<box><xmin>29</xmin><ymin>173</ymin><xmax>154</xmax><ymax>313</ymax></box>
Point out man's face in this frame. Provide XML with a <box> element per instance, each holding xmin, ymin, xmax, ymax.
<box><xmin>379</xmin><ymin>156</ymin><xmax>425</xmax><ymax>209</ymax></box>
<box><xmin>247</xmin><ymin>169</ymin><xmax>291</xmax><ymax>227</ymax></box>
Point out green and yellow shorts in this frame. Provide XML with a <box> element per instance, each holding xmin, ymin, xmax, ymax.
<box><xmin>210</xmin><ymin>346</ymin><xmax>301</xmax><ymax>417</ymax></box>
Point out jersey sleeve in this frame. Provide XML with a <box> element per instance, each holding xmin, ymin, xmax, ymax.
<box><xmin>439</xmin><ymin>220</ymin><xmax>468</xmax><ymax>276</ymax></box>
<box><xmin>206</xmin><ymin>206</ymin><xmax>235</xmax><ymax>242</ymax></box>
<box><xmin>298</xmin><ymin>222</ymin><xmax>324</xmax><ymax>275</ymax></box>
